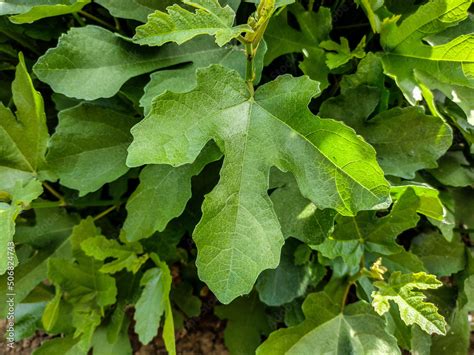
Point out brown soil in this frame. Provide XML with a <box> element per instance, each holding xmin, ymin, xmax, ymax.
<box><xmin>0</xmin><ymin>313</ymin><xmax>228</xmax><ymax>355</ymax></box>
<box><xmin>0</xmin><ymin>320</ymin><xmax>51</xmax><ymax>354</ymax></box>
<box><xmin>135</xmin><ymin>315</ymin><xmax>228</xmax><ymax>355</ymax></box>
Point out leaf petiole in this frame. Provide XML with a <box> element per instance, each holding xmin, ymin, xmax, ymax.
<box><xmin>42</xmin><ymin>182</ymin><xmax>66</xmax><ymax>206</ymax></box>
<box><xmin>78</xmin><ymin>11</ymin><xmax>116</xmax><ymax>32</ymax></box>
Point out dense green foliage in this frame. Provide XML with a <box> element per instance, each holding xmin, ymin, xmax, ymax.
<box><xmin>0</xmin><ymin>0</ymin><xmax>473</xmax><ymax>354</ymax></box>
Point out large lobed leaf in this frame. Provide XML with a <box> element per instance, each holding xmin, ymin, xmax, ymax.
<box><xmin>258</xmin><ymin>294</ymin><xmax>400</xmax><ymax>355</ymax></box>
<box><xmin>127</xmin><ymin>64</ymin><xmax>390</xmax><ymax>303</ymax></box>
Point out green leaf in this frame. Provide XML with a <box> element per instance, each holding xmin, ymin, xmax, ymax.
<box><xmin>14</xmin><ymin>302</ymin><xmax>46</xmax><ymax>341</ymax></box>
<box><xmin>340</xmin><ymin>52</ymin><xmax>386</xmax><ymax>95</ymax></box>
<box><xmin>0</xmin><ymin>179</ymin><xmax>43</xmax><ymax>274</ymax></box>
<box><xmin>1</xmin><ymin>0</ymin><xmax>90</xmax><ymax>24</ymax></box>
<box><xmin>355</xmin><ymin>0</ymin><xmax>389</xmax><ymax>33</ymax></box>
<box><xmin>92</xmin><ymin>325</ymin><xmax>132</xmax><ymax>355</ymax></box>
<box><xmin>42</xmin><ymin>290</ymin><xmax>62</xmax><ymax>332</ymax></box>
<box><xmin>127</xmin><ymin>65</ymin><xmax>390</xmax><ymax>303</ymax></box>
<box><xmin>264</xmin><ymin>4</ymin><xmax>331</xmax><ymax>90</ymax></box>
<box><xmin>270</xmin><ymin>171</ymin><xmax>335</xmax><ymax>246</ymax></box>
<box><xmin>47</xmin><ymin>257</ymin><xmax>117</xmax><ymax>308</ymax></box>
<box><xmin>0</xmin><ymin>53</ymin><xmax>48</xmax><ymax>192</ymax></box>
<box><xmin>134</xmin><ymin>257</ymin><xmax>174</xmax><ymax>351</ymax></box>
<box><xmin>0</xmin><ymin>207</ymin><xmax>76</xmax><ymax>315</ymax></box>
<box><xmin>33</xmin><ymin>26</ymin><xmax>246</xmax><ymax>100</ymax></box>
<box><xmin>15</xmin><ymin>207</ymin><xmax>78</xmax><ymax>247</ymax></box>
<box><xmin>316</xmin><ymin>188</ymin><xmax>420</xmax><ymax>269</ymax></box>
<box><xmin>428</xmin><ymin>151</ymin><xmax>474</xmax><ymax>187</ymax></box>
<box><xmin>123</xmin><ymin>144</ymin><xmax>221</xmax><ymax>242</ymax></box>
<box><xmin>371</xmin><ymin>271</ymin><xmax>447</xmax><ymax>335</ymax></box>
<box><xmin>390</xmin><ymin>183</ymin><xmax>446</xmax><ymax>221</ymax></box>
<box><xmin>320</xmin><ymin>36</ymin><xmax>366</xmax><ymax>70</ymax></box>
<box><xmin>410</xmin><ymin>232</ymin><xmax>465</xmax><ymax>276</ymax></box>
<box><xmin>140</xmin><ymin>66</ymin><xmax>198</xmax><ymax>115</ymax></box>
<box><xmin>95</xmin><ymin>0</ymin><xmax>162</xmax><ymax>22</ymax></box>
<box><xmin>319</xmin><ymin>86</ymin><xmax>453</xmax><ymax>178</ymax></box>
<box><xmin>215</xmin><ymin>293</ymin><xmax>271</xmax><ymax>355</ymax></box>
<box><xmin>416</xmin><ymin>69</ymin><xmax>474</xmax><ymax>126</ymax></box>
<box><xmin>80</xmin><ymin>235</ymin><xmax>148</xmax><ymax>274</ymax></box>
<box><xmin>139</xmin><ymin>41</ymin><xmax>267</xmax><ymax>114</ymax></box>
<box><xmin>372</xmin><ymin>250</ymin><xmax>426</xmax><ymax>274</ymax></box>
<box><xmin>133</xmin><ymin>0</ymin><xmax>252</xmax><ymax>47</ymax></box>
<box><xmin>46</xmin><ymin>102</ymin><xmax>136</xmax><ymax>196</ymax></box>
<box><xmin>32</xmin><ymin>336</ymin><xmax>82</xmax><ymax>355</ymax></box>
<box><xmin>47</xmin><ymin>248</ymin><xmax>118</xmax><ymax>351</ymax></box>
<box><xmin>171</xmin><ymin>283</ymin><xmax>202</xmax><ymax>318</ymax></box>
<box><xmin>428</xmin><ymin>190</ymin><xmax>455</xmax><ymax>241</ymax></box>
<box><xmin>256</xmin><ymin>239</ymin><xmax>312</xmax><ymax>306</ymax></box>
<box><xmin>257</xmin><ymin>291</ymin><xmax>340</xmax><ymax>354</ymax></box>
<box><xmin>285</xmin><ymin>305</ymin><xmax>400</xmax><ymax>355</ymax></box>
<box><xmin>380</xmin><ymin>0</ymin><xmax>473</xmax><ymax>112</ymax></box>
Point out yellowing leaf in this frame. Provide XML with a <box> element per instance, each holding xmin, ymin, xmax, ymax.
<box><xmin>372</xmin><ymin>271</ymin><xmax>447</xmax><ymax>335</ymax></box>
<box><xmin>133</xmin><ymin>0</ymin><xmax>252</xmax><ymax>47</ymax></box>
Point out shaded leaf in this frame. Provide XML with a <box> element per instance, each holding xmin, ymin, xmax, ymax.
<box><xmin>264</xmin><ymin>4</ymin><xmax>331</xmax><ymax>90</ymax></box>
<box><xmin>316</xmin><ymin>188</ymin><xmax>420</xmax><ymax>270</ymax></box>
<box><xmin>320</xmin><ymin>36</ymin><xmax>366</xmax><ymax>70</ymax></box>
<box><xmin>429</xmin><ymin>151</ymin><xmax>474</xmax><ymax>187</ymax></box>
<box><xmin>123</xmin><ymin>144</ymin><xmax>221</xmax><ymax>242</ymax></box>
<box><xmin>270</xmin><ymin>171</ymin><xmax>335</xmax><ymax>246</ymax></box>
<box><xmin>0</xmin><ymin>53</ymin><xmax>48</xmax><ymax>192</ymax></box>
<box><xmin>410</xmin><ymin>232</ymin><xmax>465</xmax><ymax>276</ymax></box>
<box><xmin>215</xmin><ymin>293</ymin><xmax>271</xmax><ymax>355</ymax></box>
<box><xmin>256</xmin><ymin>239</ymin><xmax>312</xmax><ymax>306</ymax></box>
<box><xmin>80</xmin><ymin>235</ymin><xmax>148</xmax><ymax>274</ymax></box>
<box><xmin>46</xmin><ymin>102</ymin><xmax>136</xmax><ymax>196</ymax></box>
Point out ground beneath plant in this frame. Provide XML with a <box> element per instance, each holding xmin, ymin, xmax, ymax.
<box><xmin>0</xmin><ymin>313</ymin><xmax>228</xmax><ymax>355</ymax></box>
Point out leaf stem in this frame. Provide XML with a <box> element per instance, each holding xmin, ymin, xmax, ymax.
<box><xmin>1</xmin><ymin>31</ymin><xmax>41</xmax><ymax>56</ymax></box>
<box><xmin>72</xmin><ymin>12</ymin><xmax>86</xmax><ymax>26</ymax></box>
<box><xmin>113</xmin><ymin>17</ymin><xmax>121</xmax><ymax>31</ymax></box>
<box><xmin>308</xmin><ymin>0</ymin><xmax>315</xmax><ymax>11</ymax></box>
<box><xmin>341</xmin><ymin>282</ymin><xmax>352</xmax><ymax>310</ymax></box>
<box><xmin>93</xmin><ymin>204</ymin><xmax>119</xmax><ymax>221</ymax></box>
<box><xmin>454</xmin><ymin>227</ymin><xmax>474</xmax><ymax>233</ymax></box>
<box><xmin>78</xmin><ymin>11</ymin><xmax>116</xmax><ymax>31</ymax></box>
<box><xmin>334</xmin><ymin>23</ymin><xmax>370</xmax><ymax>30</ymax></box>
<box><xmin>31</xmin><ymin>199</ymin><xmax>122</xmax><ymax>209</ymax></box>
<box><xmin>42</xmin><ymin>182</ymin><xmax>66</xmax><ymax>206</ymax></box>
<box><xmin>244</xmin><ymin>41</ymin><xmax>255</xmax><ymax>95</ymax></box>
